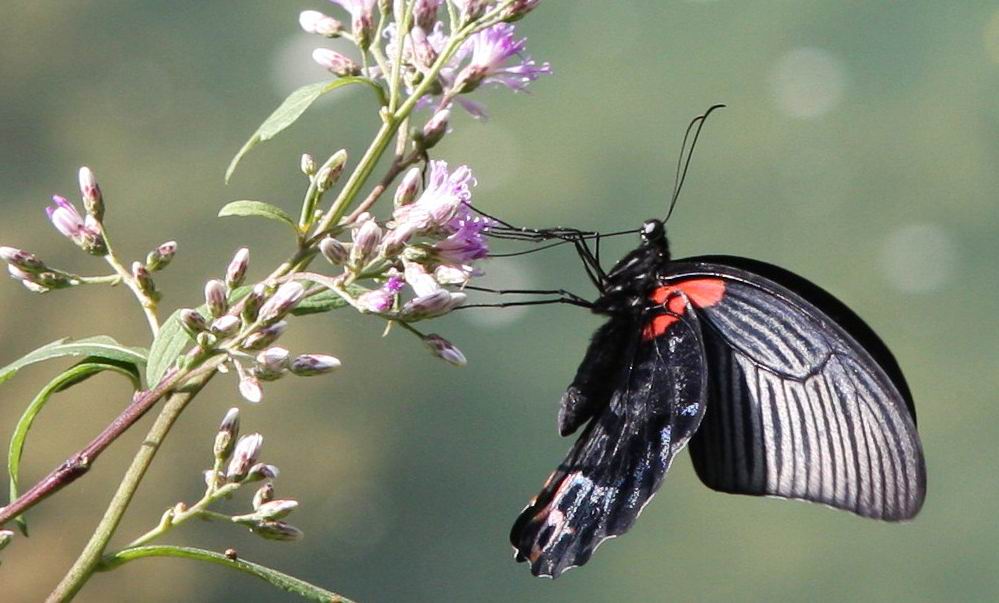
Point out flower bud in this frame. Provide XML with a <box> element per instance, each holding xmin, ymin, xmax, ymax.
<box><xmin>250</xmin><ymin>520</ymin><xmax>304</xmax><ymax>542</ymax></box>
<box><xmin>394</xmin><ymin>168</ymin><xmax>422</xmax><ymax>208</ymax></box>
<box><xmin>315</xmin><ymin>150</ymin><xmax>348</xmax><ymax>192</ymax></box>
<box><xmin>131</xmin><ymin>262</ymin><xmax>158</xmax><ymax>299</ymax></box>
<box><xmin>350</xmin><ymin>220</ymin><xmax>382</xmax><ymax>266</ymax></box>
<box><xmin>226</xmin><ymin>433</ymin><xmax>263</xmax><ymax>480</ymax></box>
<box><xmin>78</xmin><ymin>166</ymin><xmax>104</xmax><ymax>222</ymax></box>
<box><xmin>238</xmin><ymin>371</ymin><xmax>263</xmax><ymax>403</ymax></box>
<box><xmin>401</xmin><ymin>290</ymin><xmax>466</xmax><ymax>320</ymax></box>
<box><xmin>501</xmin><ymin>0</ymin><xmax>541</xmax><ymax>22</ymax></box>
<box><xmin>419</xmin><ymin>109</ymin><xmax>450</xmax><ymax>149</ymax></box>
<box><xmin>233</xmin><ymin>499</ymin><xmax>298</xmax><ymax>523</ymax></box>
<box><xmin>205</xmin><ymin>279</ymin><xmax>228</xmax><ymax>318</ymax></box>
<box><xmin>242</xmin><ymin>283</ymin><xmax>266</xmax><ymax>322</ymax></box>
<box><xmin>196</xmin><ymin>331</ymin><xmax>217</xmax><ymax>350</ymax></box>
<box><xmin>423</xmin><ymin>334</ymin><xmax>467</xmax><ymax>367</ymax></box>
<box><xmin>253</xmin><ymin>483</ymin><xmax>275</xmax><ymax>510</ymax></box>
<box><xmin>254</xmin><ymin>347</ymin><xmax>290</xmax><ymax>380</ymax></box>
<box><xmin>214</xmin><ymin>407</ymin><xmax>240</xmax><ymax>462</ymax></box>
<box><xmin>211</xmin><ymin>315</ymin><xmax>242</xmax><ymax>338</ymax></box>
<box><xmin>299</xmin><ymin>10</ymin><xmax>343</xmax><ymax>37</ymax></box>
<box><xmin>319</xmin><ymin>237</ymin><xmax>349</xmax><ymax>265</ymax></box>
<box><xmin>0</xmin><ymin>247</ymin><xmax>47</xmax><ymax>274</ymax></box>
<box><xmin>312</xmin><ymin>48</ymin><xmax>360</xmax><ymax>77</ymax></box>
<box><xmin>146</xmin><ymin>241</ymin><xmax>177</xmax><ymax>272</ymax></box>
<box><xmin>258</xmin><ymin>282</ymin><xmax>306</xmax><ymax>324</ymax></box>
<box><xmin>300</xmin><ymin>153</ymin><xmax>317</xmax><ymax>176</ymax></box>
<box><xmin>245</xmin><ymin>463</ymin><xmax>280</xmax><ymax>482</ymax></box>
<box><xmin>289</xmin><ymin>354</ymin><xmax>341</xmax><ymax>376</ymax></box>
<box><xmin>242</xmin><ymin>320</ymin><xmax>288</xmax><ymax>351</ymax></box>
<box><xmin>180</xmin><ymin>309</ymin><xmax>208</xmax><ymax>336</ymax></box>
<box><xmin>379</xmin><ymin>224</ymin><xmax>417</xmax><ymax>258</ymax></box>
<box><xmin>454</xmin><ymin>0</ymin><xmax>487</xmax><ymax>22</ymax></box>
<box><xmin>225</xmin><ymin>248</ymin><xmax>250</xmax><ymax>289</ymax></box>
<box><xmin>413</xmin><ymin>0</ymin><xmax>442</xmax><ymax>30</ymax></box>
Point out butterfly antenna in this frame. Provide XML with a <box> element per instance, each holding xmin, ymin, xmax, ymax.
<box><xmin>665</xmin><ymin>104</ymin><xmax>726</xmax><ymax>222</ymax></box>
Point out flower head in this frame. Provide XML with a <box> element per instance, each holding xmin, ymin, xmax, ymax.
<box><xmin>455</xmin><ymin>23</ymin><xmax>551</xmax><ymax>93</ymax></box>
<box><xmin>329</xmin><ymin>0</ymin><xmax>378</xmax><ymax>48</ymax></box>
<box><xmin>357</xmin><ymin>275</ymin><xmax>405</xmax><ymax>313</ymax></box>
<box><xmin>392</xmin><ymin>161</ymin><xmax>475</xmax><ymax>233</ymax></box>
<box><xmin>46</xmin><ymin>195</ymin><xmax>107</xmax><ymax>255</ymax></box>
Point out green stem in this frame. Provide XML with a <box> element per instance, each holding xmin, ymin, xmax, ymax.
<box><xmin>46</xmin><ymin>371</ymin><xmax>215</xmax><ymax>602</ymax></box>
<box><xmin>103</xmin><ymin>252</ymin><xmax>160</xmax><ymax>337</ymax></box>
<box><xmin>98</xmin><ymin>545</ymin><xmax>355</xmax><ymax>603</ymax></box>
<box><xmin>123</xmin><ymin>483</ymin><xmax>239</xmax><ymax>549</ymax></box>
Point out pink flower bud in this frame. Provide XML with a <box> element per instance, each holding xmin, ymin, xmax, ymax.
<box><xmin>0</xmin><ymin>247</ymin><xmax>47</xmax><ymax>273</ymax></box>
<box><xmin>420</xmin><ymin>109</ymin><xmax>450</xmax><ymax>149</ymax></box>
<box><xmin>226</xmin><ymin>248</ymin><xmax>250</xmax><ymax>289</ymax></box>
<box><xmin>250</xmin><ymin>520</ymin><xmax>304</xmax><ymax>542</ymax></box>
<box><xmin>205</xmin><ymin>279</ymin><xmax>228</xmax><ymax>318</ymax></box>
<box><xmin>423</xmin><ymin>334</ymin><xmax>468</xmax><ymax>367</ymax></box>
<box><xmin>319</xmin><ymin>237</ymin><xmax>349</xmax><ymax>265</ymax></box>
<box><xmin>146</xmin><ymin>241</ymin><xmax>177</xmax><ymax>271</ymax></box>
<box><xmin>299</xmin><ymin>10</ymin><xmax>343</xmax><ymax>36</ymax></box>
<box><xmin>289</xmin><ymin>354</ymin><xmax>341</xmax><ymax>376</ymax></box>
<box><xmin>214</xmin><ymin>407</ymin><xmax>240</xmax><ymax>461</ymax></box>
<box><xmin>258</xmin><ymin>282</ymin><xmax>306</xmax><ymax>324</ymax></box>
<box><xmin>78</xmin><ymin>166</ymin><xmax>104</xmax><ymax>221</ymax></box>
<box><xmin>253</xmin><ymin>483</ymin><xmax>275</xmax><ymax>510</ymax></box>
<box><xmin>242</xmin><ymin>320</ymin><xmax>288</xmax><ymax>351</ymax></box>
<box><xmin>211</xmin><ymin>315</ymin><xmax>242</xmax><ymax>338</ymax></box>
<box><xmin>312</xmin><ymin>48</ymin><xmax>360</xmax><ymax>77</ymax></box>
<box><xmin>394</xmin><ymin>168</ymin><xmax>422</xmax><ymax>208</ymax></box>
<box><xmin>350</xmin><ymin>219</ymin><xmax>382</xmax><ymax>266</ymax></box>
<box><xmin>300</xmin><ymin>153</ymin><xmax>316</xmax><ymax>176</ymax></box>
<box><xmin>180</xmin><ymin>309</ymin><xmax>208</xmax><ymax>335</ymax></box>
<box><xmin>226</xmin><ymin>433</ymin><xmax>263</xmax><ymax>480</ymax></box>
<box><xmin>401</xmin><ymin>290</ymin><xmax>466</xmax><ymax>320</ymax></box>
<box><xmin>132</xmin><ymin>262</ymin><xmax>157</xmax><ymax>298</ymax></box>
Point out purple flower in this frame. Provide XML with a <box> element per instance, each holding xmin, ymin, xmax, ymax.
<box><xmin>312</xmin><ymin>48</ymin><xmax>360</xmax><ymax>76</ymax></box>
<box><xmin>392</xmin><ymin>161</ymin><xmax>475</xmax><ymax>233</ymax></box>
<box><xmin>357</xmin><ymin>275</ymin><xmax>404</xmax><ymax>313</ymax></box>
<box><xmin>432</xmin><ymin>211</ymin><xmax>492</xmax><ymax>264</ymax></box>
<box><xmin>330</xmin><ymin>0</ymin><xmax>378</xmax><ymax>47</ymax></box>
<box><xmin>299</xmin><ymin>10</ymin><xmax>343</xmax><ymax>37</ymax></box>
<box><xmin>412</xmin><ymin>0</ymin><xmax>444</xmax><ymax>29</ymax></box>
<box><xmin>45</xmin><ymin>195</ymin><xmax>106</xmax><ymax>255</ymax></box>
<box><xmin>423</xmin><ymin>333</ymin><xmax>467</xmax><ymax>367</ymax></box>
<box><xmin>455</xmin><ymin>23</ymin><xmax>551</xmax><ymax>93</ymax></box>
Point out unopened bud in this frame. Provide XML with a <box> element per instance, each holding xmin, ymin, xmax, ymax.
<box><xmin>234</xmin><ymin>499</ymin><xmax>298</xmax><ymax>523</ymax></box>
<box><xmin>0</xmin><ymin>529</ymin><xmax>13</xmax><ymax>552</ymax></box>
<box><xmin>312</xmin><ymin>48</ymin><xmax>360</xmax><ymax>77</ymax></box>
<box><xmin>299</xmin><ymin>10</ymin><xmax>343</xmax><ymax>37</ymax></box>
<box><xmin>238</xmin><ymin>369</ymin><xmax>263</xmax><ymax>403</ymax></box>
<box><xmin>180</xmin><ymin>309</ymin><xmax>209</xmax><ymax>335</ymax></box>
<box><xmin>242</xmin><ymin>284</ymin><xmax>266</xmax><ymax>322</ymax></box>
<box><xmin>319</xmin><ymin>237</ymin><xmax>349</xmax><ymax>265</ymax></box>
<box><xmin>131</xmin><ymin>262</ymin><xmax>158</xmax><ymax>299</ymax></box>
<box><xmin>226</xmin><ymin>433</ymin><xmax>263</xmax><ymax>480</ymax></box>
<box><xmin>379</xmin><ymin>223</ymin><xmax>417</xmax><ymax>257</ymax></box>
<box><xmin>350</xmin><ymin>220</ymin><xmax>382</xmax><ymax>266</ymax></box>
<box><xmin>300</xmin><ymin>153</ymin><xmax>317</xmax><ymax>176</ymax></box>
<box><xmin>255</xmin><ymin>347</ymin><xmax>290</xmax><ymax>380</ymax></box>
<box><xmin>394</xmin><ymin>168</ymin><xmax>422</xmax><ymax>208</ymax></box>
<box><xmin>401</xmin><ymin>290</ymin><xmax>466</xmax><ymax>320</ymax></box>
<box><xmin>245</xmin><ymin>463</ymin><xmax>280</xmax><ymax>482</ymax></box>
<box><xmin>205</xmin><ymin>279</ymin><xmax>228</xmax><ymax>318</ymax></box>
<box><xmin>456</xmin><ymin>0</ymin><xmax>487</xmax><ymax>22</ymax></box>
<box><xmin>253</xmin><ymin>483</ymin><xmax>275</xmax><ymax>510</ymax></box>
<box><xmin>196</xmin><ymin>331</ymin><xmax>217</xmax><ymax>350</ymax></box>
<box><xmin>423</xmin><ymin>334</ymin><xmax>467</xmax><ymax>367</ymax></box>
<box><xmin>211</xmin><ymin>315</ymin><xmax>242</xmax><ymax>338</ymax></box>
<box><xmin>146</xmin><ymin>241</ymin><xmax>177</xmax><ymax>272</ymax></box>
<box><xmin>258</xmin><ymin>282</ymin><xmax>306</xmax><ymax>324</ymax></box>
<box><xmin>419</xmin><ymin>109</ymin><xmax>450</xmax><ymax>149</ymax></box>
<box><xmin>214</xmin><ymin>407</ymin><xmax>240</xmax><ymax>461</ymax></box>
<box><xmin>242</xmin><ymin>320</ymin><xmax>288</xmax><ymax>351</ymax></box>
<box><xmin>501</xmin><ymin>0</ymin><xmax>541</xmax><ymax>22</ymax></box>
<box><xmin>315</xmin><ymin>150</ymin><xmax>348</xmax><ymax>192</ymax></box>
<box><xmin>0</xmin><ymin>247</ymin><xmax>47</xmax><ymax>273</ymax></box>
<box><xmin>250</xmin><ymin>520</ymin><xmax>304</xmax><ymax>542</ymax></box>
<box><xmin>413</xmin><ymin>0</ymin><xmax>441</xmax><ymax>30</ymax></box>
<box><xmin>289</xmin><ymin>354</ymin><xmax>341</xmax><ymax>376</ymax></box>
<box><xmin>225</xmin><ymin>248</ymin><xmax>250</xmax><ymax>289</ymax></box>
<box><xmin>78</xmin><ymin>167</ymin><xmax>104</xmax><ymax>222</ymax></box>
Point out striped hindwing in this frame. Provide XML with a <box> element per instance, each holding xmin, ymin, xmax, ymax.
<box><xmin>671</xmin><ymin>257</ymin><xmax>926</xmax><ymax>520</ymax></box>
<box><xmin>510</xmin><ymin>306</ymin><xmax>708</xmax><ymax>578</ymax></box>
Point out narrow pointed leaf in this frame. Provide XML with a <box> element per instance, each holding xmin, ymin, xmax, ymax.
<box><xmin>218</xmin><ymin>201</ymin><xmax>296</xmax><ymax>230</ymax></box>
<box><xmin>0</xmin><ymin>337</ymin><xmax>147</xmax><ymax>387</ymax></box>
<box><xmin>225</xmin><ymin>77</ymin><xmax>384</xmax><ymax>182</ymax></box>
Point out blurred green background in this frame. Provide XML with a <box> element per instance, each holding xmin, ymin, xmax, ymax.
<box><xmin>2</xmin><ymin>2</ymin><xmax>998</xmax><ymax>601</ymax></box>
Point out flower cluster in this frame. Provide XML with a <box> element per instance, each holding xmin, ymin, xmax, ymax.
<box><xmin>302</xmin><ymin>0</ymin><xmax>550</xmax><ymax>121</ymax></box>
<box><xmin>177</xmin><ymin>251</ymin><xmax>341</xmax><ymax>403</ymax></box>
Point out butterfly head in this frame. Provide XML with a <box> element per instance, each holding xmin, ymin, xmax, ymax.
<box><xmin>641</xmin><ymin>219</ymin><xmax>666</xmax><ymax>244</ymax></box>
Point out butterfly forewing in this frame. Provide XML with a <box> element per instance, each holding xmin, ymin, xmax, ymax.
<box><xmin>667</xmin><ymin>256</ymin><xmax>926</xmax><ymax>520</ymax></box>
<box><xmin>510</xmin><ymin>304</ymin><xmax>708</xmax><ymax>578</ymax></box>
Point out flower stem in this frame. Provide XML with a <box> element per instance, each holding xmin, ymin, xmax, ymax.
<box><xmin>46</xmin><ymin>371</ymin><xmax>215</xmax><ymax>602</ymax></box>
<box><xmin>103</xmin><ymin>251</ymin><xmax>160</xmax><ymax>337</ymax></box>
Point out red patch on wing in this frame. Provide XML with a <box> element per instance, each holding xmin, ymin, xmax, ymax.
<box><xmin>642</xmin><ymin>278</ymin><xmax>726</xmax><ymax>340</ymax></box>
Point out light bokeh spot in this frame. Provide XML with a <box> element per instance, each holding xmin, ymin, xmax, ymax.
<box><xmin>879</xmin><ymin>223</ymin><xmax>957</xmax><ymax>293</ymax></box>
<box><xmin>772</xmin><ymin>47</ymin><xmax>847</xmax><ymax>119</ymax></box>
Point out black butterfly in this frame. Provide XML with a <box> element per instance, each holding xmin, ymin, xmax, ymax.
<box><xmin>502</xmin><ymin>110</ymin><xmax>927</xmax><ymax>579</ymax></box>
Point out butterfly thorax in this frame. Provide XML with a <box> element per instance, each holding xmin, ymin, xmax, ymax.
<box><xmin>593</xmin><ymin>219</ymin><xmax>671</xmax><ymax>316</ymax></box>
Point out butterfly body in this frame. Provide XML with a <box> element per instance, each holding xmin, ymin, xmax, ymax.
<box><xmin>511</xmin><ymin>219</ymin><xmax>926</xmax><ymax>578</ymax></box>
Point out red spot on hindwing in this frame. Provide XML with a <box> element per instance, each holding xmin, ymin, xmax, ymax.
<box><xmin>641</xmin><ymin>278</ymin><xmax>726</xmax><ymax>340</ymax></box>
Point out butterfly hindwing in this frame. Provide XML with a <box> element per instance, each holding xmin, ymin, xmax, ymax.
<box><xmin>510</xmin><ymin>302</ymin><xmax>708</xmax><ymax>578</ymax></box>
<box><xmin>668</xmin><ymin>256</ymin><xmax>926</xmax><ymax>520</ymax></box>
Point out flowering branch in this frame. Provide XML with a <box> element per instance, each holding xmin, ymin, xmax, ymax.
<box><xmin>0</xmin><ymin>0</ymin><xmax>549</xmax><ymax>599</ymax></box>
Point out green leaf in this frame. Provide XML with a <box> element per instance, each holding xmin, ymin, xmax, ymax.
<box><xmin>218</xmin><ymin>201</ymin><xmax>296</xmax><ymax>230</ymax></box>
<box><xmin>291</xmin><ymin>284</ymin><xmax>368</xmax><ymax>316</ymax></box>
<box><xmin>99</xmin><ymin>545</ymin><xmax>356</xmax><ymax>603</ymax></box>
<box><xmin>225</xmin><ymin>77</ymin><xmax>384</xmax><ymax>183</ymax></box>
<box><xmin>145</xmin><ymin>309</ymin><xmax>195</xmax><ymax>387</ymax></box>
<box><xmin>8</xmin><ymin>359</ymin><xmax>140</xmax><ymax>535</ymax></box>
<box><xmin>0</xmin><ymin>336</ymin><xmax>147</xmax><ymax>387</ymax></box>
